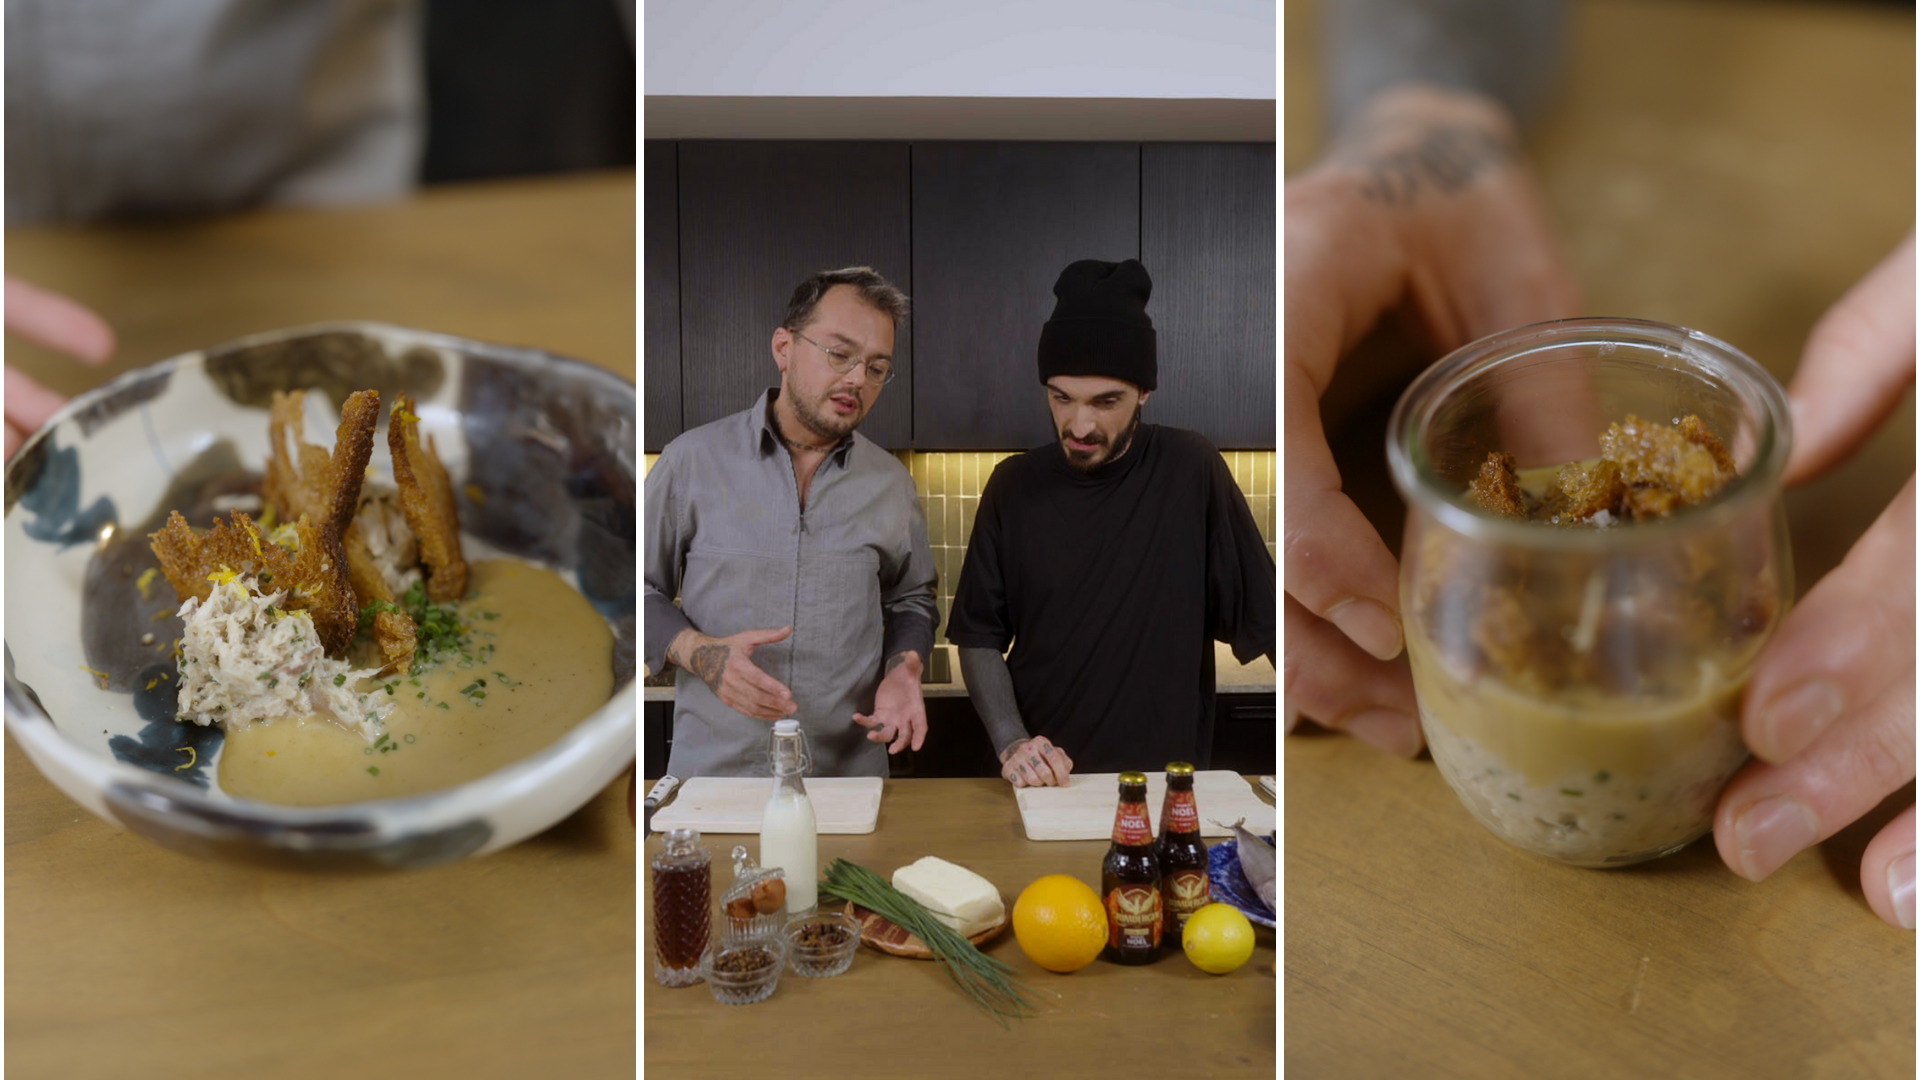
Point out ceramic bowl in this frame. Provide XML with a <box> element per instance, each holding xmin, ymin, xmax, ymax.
<box><xmin>1208</xmin><ymin>835</ymin><xmax>1276</xmax><ymax>929</ymax></box>
<box><xmin>4</xmin><ymin>322</ymin><xmax>636</xmax><ymax>871</ymax></box>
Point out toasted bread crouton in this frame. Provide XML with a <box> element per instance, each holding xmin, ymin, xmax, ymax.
<box><xmin>1468</xmin><ymin>451</ymin><xmax>1529</xmax><ymax>520</ymax></box>
<box><xmin>388</xmin><ymin>392</ymin><xmax>467</xmax><ymax>603</ymax></box>
<box><xmin>149</xmin><ymin>509</ymin><xmax>361</xmax><ymax>655</ymax></box>
<box><xmin>343</xmin><ymin>526</ymin><xmax>417</xmax><ymax>673</ymax></box>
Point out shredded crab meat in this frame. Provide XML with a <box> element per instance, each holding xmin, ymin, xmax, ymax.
<box><xmin>355</xmin><ymin>486</ymin><xmax>423</xmax><ymax>598</ymax></box>
<box><xmin>174</xmin><ymin>574</ymin><xmax>391</xmax><ymax>741</ymax></box>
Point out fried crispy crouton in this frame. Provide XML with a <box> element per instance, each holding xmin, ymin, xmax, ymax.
<box><xmin>1599</xmin><ymin>413</ymin><xmax>1730</xmax><ymax>508</ymax></box>
<box><xmin>149</xmin><ymin>509</ymin><xmax>361</xmax><ymax>655</ymax></box>
<box><xmin>261</xmin><ymin>389</ymin><xmax>403</xmax><ymax>657</ymax></box>
<box><xmin>1468</xmin><ymin>451</ymin><xmax>1528</xmax><ymax>520</ymax></box>
<box><xmin>343</xmin><ymin>527</ymin><xmax>417</xmax><ymax>673</ymax></box>
<box><xmin>1678</xmin><ymin>414</ymin><xmax>1738</xmax><ymax>477</ymax></box>
<box><xmin>261</xmin><ymin>389</ymin><xmax>381</xmax><ymax>542</ymax></box>
<box><xmin>1551</xmin><ymin>459</ymin><xmax>1626</xmax><ymax>523</ymax></box>
<box><xmin>389</xmin><ymin>392</ymin><xmax>467</xmax><ymax>602</ymax></box>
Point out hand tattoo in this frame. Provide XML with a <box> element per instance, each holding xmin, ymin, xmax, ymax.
<box><xmin>883</xmin><ymin>651</ymin><xmax>913</xmax><ymax>676</ymax></box>
<box><xmin>689</xmin><ymin>643</ymin><xmax>730</xmax><ymax>695</ymax></box>
<box><xmin>1337</xmin><ymin>123</ymin><xmax>1513</xmax><ymax>207</ymax></box>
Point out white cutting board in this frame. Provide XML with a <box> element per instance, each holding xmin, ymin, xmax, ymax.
<box><xmin>1015</xmin><ymin>771</ymin><xmax>1275</xmax><ymax>842</ymax></box>
<box><xmin>650</xmin><ymin>777</ymin><xmax>884</xmax><ymax>835</ymax></box>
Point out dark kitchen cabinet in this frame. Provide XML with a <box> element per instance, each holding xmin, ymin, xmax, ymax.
<box><xmin>1141</xmin><ymin>143</ymin><xmax>1277</xmax><ymax>448</ymax></box>
<box><xmin>643</xmin><ymin>139</ymin><xmax>681</xmax><ymax>452</ymax></box>
<box><xmin>676</xmin><ymin>141</ymin><xmax>913</xmax><ymax>450</ymax></box>
<box><xmin>910</xmin><ymin>142</ymin><xmax>1141</xmax><ymax>450</ymax></box>
<box><xmin>644</xmin><ymin>139</ymin><xmax>1276</xmax><ymax>453</ymax></box>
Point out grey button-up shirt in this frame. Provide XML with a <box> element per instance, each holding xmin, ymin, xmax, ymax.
<box><xmin>644</xmin><ymin>390</ymin><xmax>938</xmax><ymax>778</ymax></box>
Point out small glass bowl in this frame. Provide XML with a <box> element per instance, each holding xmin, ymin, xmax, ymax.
<box><xmin>700</xmin><ymin>939</ymin><xmax>787</xmax><ymax>1005</ymax></box>
<box><xmin>782</xmin><ymin>911</ymin><xmax>861</xmax><ymax>978</ymax></box>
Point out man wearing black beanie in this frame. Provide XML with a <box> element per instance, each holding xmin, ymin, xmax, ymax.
<box><xmin>946</xmin><ymin>258</ymin><xmax>1277</xmax><ymax>785</ymax></box>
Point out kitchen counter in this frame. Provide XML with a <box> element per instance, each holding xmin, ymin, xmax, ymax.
<box><xmin>1285</xmin><ymin>1</ymin><xmax>1914</xmax><ymax>1077</ymax></box>
<box><xmin>4</xmin><ymin>171</ymin><xmax>637</xmax><ymax>1078</ymax></box>
<box><xmin>642</xmin><ymin>776</ymin><xmax>1277</xmax><ymax>1076</ymax></box>
<box><xmin>645</xmin><ymin>641</ymin><xmax>1277</xmax><ymax>702</ymax></box>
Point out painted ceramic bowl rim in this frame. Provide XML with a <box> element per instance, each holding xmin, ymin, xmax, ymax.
<box><xmin>3</xmin><ymin>321</ymin><xmax>636</xmax><ymax>866</ymax></box>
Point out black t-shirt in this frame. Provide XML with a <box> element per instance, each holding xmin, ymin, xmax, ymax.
<box><xmin>946</xmin><ymin>425</ymin><xmax>1275</xmax><ymax>772</ymax></box>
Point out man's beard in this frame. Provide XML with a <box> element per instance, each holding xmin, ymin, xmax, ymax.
<box><xmin>1061</xmin><ymin>403</ymin><xmax>1142</xmax><ymax>472</ymax></box>
<box><xmin>791</xmin><ymin>384</ymin><xmax>867</xmax><ymax>441</ymax></box>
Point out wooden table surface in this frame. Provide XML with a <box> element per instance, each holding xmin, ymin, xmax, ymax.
<box><xmin>1285</xmin><ymin>2</ymin><xmax>1915</xmax><ymax>1077</ymax></box>
<box><xmin>4</xmin><ymin>172</ymin><xmax>637</xmax><ymax>1080</ymax></box>
<box><xmin>643</xmin><ymin>777</ymin><xmax>1278</xmax><ymax>1077</ymax></box>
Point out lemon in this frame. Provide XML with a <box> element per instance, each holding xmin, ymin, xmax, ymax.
<box><xmin>1182</xmin><ymin>903</ymin><xmax>1255</xmax><ymax>975</ymax></box>
<box><xmin>1011</xmin><ymin>874</ymin><xmax>1108</xmax><ymax>974</ymax></box>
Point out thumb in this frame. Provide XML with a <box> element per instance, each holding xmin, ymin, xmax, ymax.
<box><xmin>735</xmin><ymin>625</ymin><xmax>793</xmax><ymax>649</ymax></box>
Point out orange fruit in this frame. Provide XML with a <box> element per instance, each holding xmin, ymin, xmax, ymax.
<box><xmin>1012</xmin><ymin>874</ymin><xmax>1108</xmax><ymax>973</ymax></box>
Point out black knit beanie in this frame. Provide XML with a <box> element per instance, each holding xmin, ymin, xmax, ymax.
<box><xmin>1036</xmin><ymin>258</ymin><xmax>1156</xmax><ymax>391</ymax></box>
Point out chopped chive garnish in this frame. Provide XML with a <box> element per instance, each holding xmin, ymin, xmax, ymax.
<box><xmin>1594</xmin><ymin>770</ymin><xmax>1611</xmax><ymax>783</ymax></box>
<box><xmin>1560</xmin><ymin>789</ymin><xmax>1583</xmax><ymax>797</ymax></box>
<box><xmin>403</xmin><ymin>734</ymin><xmax>415</xmax><ymax>744</ymax></box>
<box><xmin>367</xmin><ymin>766</ymin><xmax>379</xmax><ymax>776</ymax></box>
<box><xmin>333</xmin><ymin>674</ymin><xmax>347</xmax><ymax>686</ymax></box>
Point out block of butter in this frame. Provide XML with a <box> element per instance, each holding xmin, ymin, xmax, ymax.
<box><xmin>891</xmin><ymin>856</ymin><xmax>1006</xmax><ymax>937</ymax></box>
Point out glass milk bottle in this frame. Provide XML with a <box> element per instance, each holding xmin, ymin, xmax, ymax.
<box><xmin>759</xmin><ymin>719</ymin><xmax>818</xmax><ymax>914</ymax></box>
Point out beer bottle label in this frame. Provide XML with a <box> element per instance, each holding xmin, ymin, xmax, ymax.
<box><xmin>1106</xmin><ymin>884</ymin><xmax>1163</xmax><ymax>950</ymax></box>
<box><xmin>1165</xmin><ymin>870</ymin><xmax>1211</xmax><ymax>927</ymax></box>
<box><xmin>1166</xmin><ymin>790</ymin><xmax>1199</xmax><ymax>834</ymax></box>
<box><xmin>1111</xmin><ymin>802</ymin><xmax>1151</xmax><ymax>846</ymax></box>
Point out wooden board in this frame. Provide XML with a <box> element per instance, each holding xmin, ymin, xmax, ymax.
<box><xmin>1013</xmin><ymin>771</ymin><xmax>1274</xmax><ymax>841</ymax></box>
<box><xmin>649</xmin><ymin>776</ymin><xmax>884</xmax><ymax>835</ymax></box>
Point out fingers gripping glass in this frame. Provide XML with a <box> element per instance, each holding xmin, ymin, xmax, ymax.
<box><xmin>792</xmin><ymin>330</ymin><xmax>895</xmax><ymax>386</ymax></box>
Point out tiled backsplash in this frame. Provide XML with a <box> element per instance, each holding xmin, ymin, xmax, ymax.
<box><xmin>642</xmin><ymin>449</ymin><xmax>1278</xmax><ymax>645</ymax></box>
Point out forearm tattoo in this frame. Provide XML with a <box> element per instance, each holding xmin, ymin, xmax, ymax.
<box><xmin>883</xmin><ymin>651</ymin><xmax>913</xmax><ymax>675</ymax></box>
<box><xmin>688</xmin><ymin>643</ymin><xmax>730</xmax><ymax>694</ymax></box>
<box><xmin>1338</xmin><ymin>123</ymin><xmax>1513</xmax><ymax>207</ymax></box>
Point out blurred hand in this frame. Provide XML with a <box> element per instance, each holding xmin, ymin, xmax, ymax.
<box><xmin>4</xmin><ymin>277</ymin><xmax>116</xmax><ymax>458</ymax></box>
<box><xmin>999</xmin><ymin>734</ymin><xmax>1073</xmax><ymax>789</ymax></box>
<box><xmin>853</xmin><ymin>651</ymin><xmax>926</xmax><ymax>755</ymax></box>
<box><xmin>1283</xmin><ymin>85</ymin><xmax>1580</xmax><ymax>756</ymax></box>
<box><xmin>1714</xmin><ymin>232</ymin><xmax>1916</xmax><ymax>930</ymax></box>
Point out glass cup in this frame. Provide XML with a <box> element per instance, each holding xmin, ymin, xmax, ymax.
<box><xmin>1387</xmin><ymin>319</ymin><xmax>1792</xmax><ymax>867</ymax></box>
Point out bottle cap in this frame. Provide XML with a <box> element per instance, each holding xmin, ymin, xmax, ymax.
<box><xmin>1118</xmin><ymin>770</ymin><xmax>1148</xmax><ymax>786</ymax></box>
<box><xmin>1165</xmin><ymin>762</ymin><xmax>1194</xmax><ymax>776</ymax></box>
<box><xmin>773</xmin><ymin>719</ymin><xmax>800</xmax><ymax>734</ymax></box>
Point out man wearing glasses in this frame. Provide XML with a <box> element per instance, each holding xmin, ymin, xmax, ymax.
<box><xmin>644</xmin><ymin>267</ymin><xmax>939</xmax><ymax>777</ymax></box>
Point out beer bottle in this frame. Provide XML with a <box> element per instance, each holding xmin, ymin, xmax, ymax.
<box><xmin>1156</xmin><ymin>761</ymin><xmax>1211</xmax><ymax>944</ymax></box>
<box><xmin>1101</xmin><ymin>771</ymin><xmax>1163</xmax><ymax>964</ymax></box>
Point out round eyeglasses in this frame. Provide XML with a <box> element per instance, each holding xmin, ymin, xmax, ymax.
<box><xmin>792</xmin><ymin>330</ymin><xmax>895</xmax><ymax>386</ymax></box>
